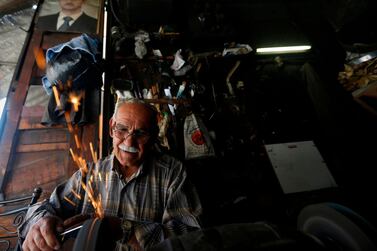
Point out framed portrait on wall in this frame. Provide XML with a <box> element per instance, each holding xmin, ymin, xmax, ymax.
<box><xmin>36</xmin><ymin>0</ymin><xmax>101</xmax><ymax>34</ymax></box>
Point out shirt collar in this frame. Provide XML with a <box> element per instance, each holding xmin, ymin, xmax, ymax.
<box><xmin>110</xmin><ymin>153</ymin><xmax>146</xmax><ymax>181</ymax></box>
<box><xmin>58</xmin><ymin>11</ymin><xmax>83</xmax><ymax>22</ymax></box>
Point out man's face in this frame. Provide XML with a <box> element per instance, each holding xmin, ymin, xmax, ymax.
<box><xmin>58</xmin><ymin>0</ymin><xmax>85</xmax><ymax>13</ymax></box>
<box><xmin>110</xmin><ymin>103</ymin><xmax>154</xmax><ymax>169</ymax></box>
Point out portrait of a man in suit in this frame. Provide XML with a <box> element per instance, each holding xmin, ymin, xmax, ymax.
<box><xmin>37</xmin><ymin>0</ymin><xmax>98</xmax><ymax>34</ymax></box>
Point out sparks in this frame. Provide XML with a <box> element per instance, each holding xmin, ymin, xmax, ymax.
<box><xmin>33</xmin><ymin>47</ymin><xmax>46</xmax><ymax>70</ymax></box>
<box><xmin>64</xmin><ymin>111</ymin><xmax>73</xmax><ymax>132</ymax></box>
<box><xmin>69</xmin><ymin>148</ymin><xmax>77</xmax><ymax>162</ymax></box>
<box><xmin>71</xmin><ymin>189</ymin><xmax>81</xmax><ymax>200</ymax></box>
<box><xmin>89</xmin><ymin>142</ymin><xmax>98</xmax><ymax>163</ymax></box>
<box><xmin>74</xmin><ymin>134</ymin><xmax>81</xmax><ymax>149</ymax></box>
<box><xmin>81</xmin><ymin>181</ymin><xmax>104</xmax><ymax>218</ymax></box>
<box><xmin>52</xmin><ymin>86</ymin><xmax>61</xmax><ymax>108</ymax></box>
<box><xmin>64</xmin><ymin>196</ymin><xmax>76</xmax><ymax>207</ymax></box>
<box><xmin>61</xmin><ymin>90</ymin><xmax>103</xmax><ymax>219</ymax></box>
<box><xmin>77</xmin><ymin>157</ymin><xmax>88</xmax><ymax>173</ymax></box>
<box><xmin>69</xmin><ymin>92</ymin><xmax>83</xmax><ymax>112</ymax></box>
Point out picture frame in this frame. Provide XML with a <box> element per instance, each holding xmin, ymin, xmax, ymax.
<box><xmin>36</xmin><ymin>0</ymin><xmax>101</xmax><ymax>34</ymax></box>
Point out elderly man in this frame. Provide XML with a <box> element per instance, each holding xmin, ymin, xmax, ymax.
<box><xmin>37</xmin><ymin>0</ymin><xmax>97</xmax><ymax>33</ymax></box>
<box><xmin>19</xmin><ymin>98</ymin><xmax>202</xmax><ymax>251</ymax></box>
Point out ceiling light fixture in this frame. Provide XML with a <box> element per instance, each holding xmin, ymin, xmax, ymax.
<box><xmin>256</xmin><ymin>45</ymin><xmax>311</xmax><ymax>55</ymax></box>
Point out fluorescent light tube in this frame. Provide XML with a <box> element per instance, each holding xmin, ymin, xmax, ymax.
<box><xmin>256</xmin><ymin>45</ymin><xmax>311</xmax><ymax>55</ymax></box>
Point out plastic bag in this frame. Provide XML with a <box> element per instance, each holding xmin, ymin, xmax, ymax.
<box><xmin>183</xmin><ymin>113</ymin><xmax>215</xmax><ymax>160</ymax></box>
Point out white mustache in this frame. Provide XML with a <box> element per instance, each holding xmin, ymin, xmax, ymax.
<box><xmin>119</xmin><ymin>144</ymin><xmax>138</xmax><ymax>153</ymax></box>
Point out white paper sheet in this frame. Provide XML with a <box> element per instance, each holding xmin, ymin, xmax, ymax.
<box><xmin>265</xmin><ymin>141</ymin><xmax>337</xmax><ymax>194</ymax></box>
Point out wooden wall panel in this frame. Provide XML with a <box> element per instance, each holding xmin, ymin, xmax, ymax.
<box><xmin>4</xmin><ymin>151</ymin><xmax>68</xmax><ymax>198</ymax></box>
<box><xmin>16</xmin><ymin>143</ymin><xmax>69</xmax><ymax>153</ymax></box>
<box><xmin>18</xmin><ymin>129</ymin><xmax>69</xmax><ymax>145</ymax></box>
<box><xmin>19</xmin><ymin>106</ymin><xmax>64</xmax><ymax>130</ymax></box>
<box><xmin>1</xmin><ymin>30</ymin><xmax>99</xmax><ymax>203</ymax></box>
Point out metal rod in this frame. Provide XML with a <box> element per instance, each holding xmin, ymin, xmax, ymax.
<box><xmin>59</xmin><ymin>224</ymin><xmax>83</xmax><ymax>237</ymax></box>
<box><xmin>0</xmin><ymin>196</ymin><xmax>32</xmax><ymax>206</ymax></box>
<box><xmin>0</xmin><ymin>207</ymin><xmax>28</xmax><ymax>217</ymax></box>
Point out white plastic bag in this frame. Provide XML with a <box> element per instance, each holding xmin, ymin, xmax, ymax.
<box><xmin>183</xmin><ymin>113</ymin><xmax>215</xmax><ymax>160</ymax></box>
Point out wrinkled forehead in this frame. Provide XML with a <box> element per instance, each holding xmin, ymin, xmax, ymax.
<box><xmin>59</xmin><ymin>0</ymin><xmax>85</xmax><ymax>3</ymax></box>
<box><xmin>115</xmin><ymin>102</ymin><xmax>154</xmax><ymax>125</ymax></box>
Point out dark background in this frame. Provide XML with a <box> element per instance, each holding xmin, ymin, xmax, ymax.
<box><xmin>105</xmin><ymin>0</ymin><xmax>377</xmax><ymax>240</ymax></box>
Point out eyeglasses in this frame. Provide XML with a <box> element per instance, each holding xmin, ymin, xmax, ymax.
<box><xmin>112</xmin><ymin>124</ymin><xmax>151</xmax><ymax>144</ymax></box>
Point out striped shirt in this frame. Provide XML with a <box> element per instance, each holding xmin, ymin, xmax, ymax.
<box><xmin>19</xmin><ymin>152</ymin><xmax>202</xmax><ymax>250</ymax></box>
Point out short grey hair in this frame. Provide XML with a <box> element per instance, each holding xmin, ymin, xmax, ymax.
<box><xmin>112</xmin><ymin>98</ymin><xmax>148</xmax><ymax>118</ymax></box>
<box><xmin>112</xmin><ymin>98</ymin><xmax>159</xmax><ymax>137</ymax></box>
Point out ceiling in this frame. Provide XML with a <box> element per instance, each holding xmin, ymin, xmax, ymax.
<box><xmin>109</xmin><ymin>0</ymin><xmax>377</xmax><ymax>53</ymax></box>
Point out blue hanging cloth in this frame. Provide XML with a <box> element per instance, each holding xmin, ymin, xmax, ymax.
<box><xmin>40</xmin><ymin>34</ymin><xmax>103</xmax><ymax>126</ymax></box>
<box><xmin>42</xmin><ymin>33</ymin><xmax>103</xmax><ymax>95</ymax></box>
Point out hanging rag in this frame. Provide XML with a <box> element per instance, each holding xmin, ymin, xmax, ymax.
<box><xmin>40</xmin><ymin>34</ymin><xmax>103</xmax><ymax>126</ymax></box>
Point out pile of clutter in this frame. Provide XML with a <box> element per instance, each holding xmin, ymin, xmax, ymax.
<box><xmin>338</xmin><ymin>51</ymin><xmax>377</xmax><ymax>92</ymax></box>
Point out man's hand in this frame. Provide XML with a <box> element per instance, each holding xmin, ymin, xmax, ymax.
<box><xmin>22</xmin><ymin>216</ymin><xmax>63</xmax><ymax>251</ymax></box>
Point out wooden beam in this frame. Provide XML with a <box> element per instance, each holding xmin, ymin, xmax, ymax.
<box><xmin>0</xmin><ymin>31</ymin><xmax>42</xmax><ymax>193</ymax></box>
